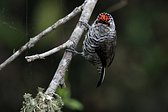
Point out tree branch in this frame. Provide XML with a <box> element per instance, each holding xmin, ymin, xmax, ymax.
<box><xmin>0</xmin><ymin>2</ymin><xmax>85</xmax><ymax>71</ymax></box>
<box><xmin>45</xmin><ymin>0</ymin><xmax>98</xmax><ymax>96</ymax></box>
<box><xmin>25</xmin><ymin>40</ymin><xmax>74</xmax><ymax>62</ymax></box>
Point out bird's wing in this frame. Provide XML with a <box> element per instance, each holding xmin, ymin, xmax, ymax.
<box><xmin>95</xmin><ymin>42</ymin><xmax>107</xmax><ymax>87</ymax></box>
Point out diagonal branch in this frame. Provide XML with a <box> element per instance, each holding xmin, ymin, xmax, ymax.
<box><xmin>0</xmin><ymin>2</ymin><xmax>85</xmax><ymax>71</ymax></box>
<box><xmin>45</xmin><ymin>0</ymin><xmax>98</xmax><ymax>96</ymax></box>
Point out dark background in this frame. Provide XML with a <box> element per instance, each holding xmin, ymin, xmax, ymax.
<box><xmin>0</xmin><ymin>0</ymin><xmax>168</xmax><ymax>111</ymax></box>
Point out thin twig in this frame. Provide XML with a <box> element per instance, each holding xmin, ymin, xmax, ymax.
<box><xmin>45</xmin><ymin>0</ymin><xmax>98</xmax><ymax>96</ymax></box>
<box><xmin>0</xmin><ymin>3</ymin><xmax>84</xmax><ymax>71</ymax></box>
<box><xmin>25</xmin><ymin>40</ymin><xmax>73</xmax><ymax>62</ymax></box>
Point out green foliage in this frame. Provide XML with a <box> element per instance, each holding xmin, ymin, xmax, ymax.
<box><xmin>57</xmin><ymin>88</ymin><xmax>83</xmax><ymax>111</ymax></box>
<box><xmin>20</xmin><ymin>88</ymin><xmax>64</xmax><ymax>112</ymax></box>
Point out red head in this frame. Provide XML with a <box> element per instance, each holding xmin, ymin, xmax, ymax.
<box><xmin>96</xmin><ymin>13</ymin><xmax>112</xmax><ymax>26</ymax></box>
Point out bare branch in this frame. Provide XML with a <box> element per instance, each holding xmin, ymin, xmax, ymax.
<box><xmin>25</xmin><ymin>40</ymin><xmax>73</xmax><ymax>62</ymax></box>
<box><xmin>0</xmin><ymin>3</ymin><xmax>85</xmax><ymax>71</ymax></box>
<box><xmin>45</xmin><ymin>0</ymin><xmax>98</xmax><ymax>96</ymax></box>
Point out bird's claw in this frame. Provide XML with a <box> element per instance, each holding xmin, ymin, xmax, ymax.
<box><xmin>78</xmin><ymin>21</ymin><xmax>91</xmax><ymax>30</ymax></box>
<box><xmin>66</xmin><ymin>48</ymin><xmax>83</xmax><ymax>55</ymax></box>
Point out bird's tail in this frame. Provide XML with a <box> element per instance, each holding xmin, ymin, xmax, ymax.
<box><xmin>97</xmin><ymin>67</ymin><xmax>106</xmax><ymax>87</ymax></box>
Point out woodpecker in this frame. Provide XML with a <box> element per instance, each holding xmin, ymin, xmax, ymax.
<box><xmin>82</xmin><ymin>13</ymin><xmax>117</xmax><ymax>87</ymax></box>
<box><xmin>68</xmin><ymin>13</ymin><xmax>117</xmax><ymax>87</ymax></box>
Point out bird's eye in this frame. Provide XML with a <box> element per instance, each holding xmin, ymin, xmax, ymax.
<box><xmin>96</xmin><ymin>20</ymin><xmax>110</xmax><ymax>26</ymax></box>
<box><xmin>101</xmin><ymin>21</ymin><xmax>110</xmax><ymax>26</ymax></box>
<box><xmin>106</xmin><ymin>22</ymin><xmax>110</xmax><ymax>26</ymax></box>
<box><xmin>104</xmin><ymin>22</ymin><xmax>110</xmax><ymax>26</ymax></box>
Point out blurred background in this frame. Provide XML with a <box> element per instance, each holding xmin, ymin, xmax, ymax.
<box><xmin>0</xmin><ymin>0</ymin><xmax>168</xmax><ymax>111</ymax></box>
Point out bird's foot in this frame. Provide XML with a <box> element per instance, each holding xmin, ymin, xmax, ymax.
<box><xmin>78</xmin><ymin>21</ymin><xmax>91</xmax><ymax>30</ymax></box>
<box><xmin>66</xmin><ymin>47</ymin><xmax>83</xmax><ymax>55</ymax></box>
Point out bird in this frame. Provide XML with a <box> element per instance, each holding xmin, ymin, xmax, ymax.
<box><xmin>68</xmin><ymin>12</ymin><xmax>117</xmax><ymax>87</ymax></box>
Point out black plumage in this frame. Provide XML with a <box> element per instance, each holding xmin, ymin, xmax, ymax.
<box><xmin>82</xmin><ymin>13</ymin><xmax>117</xmax><ymax>87</ymax></box>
